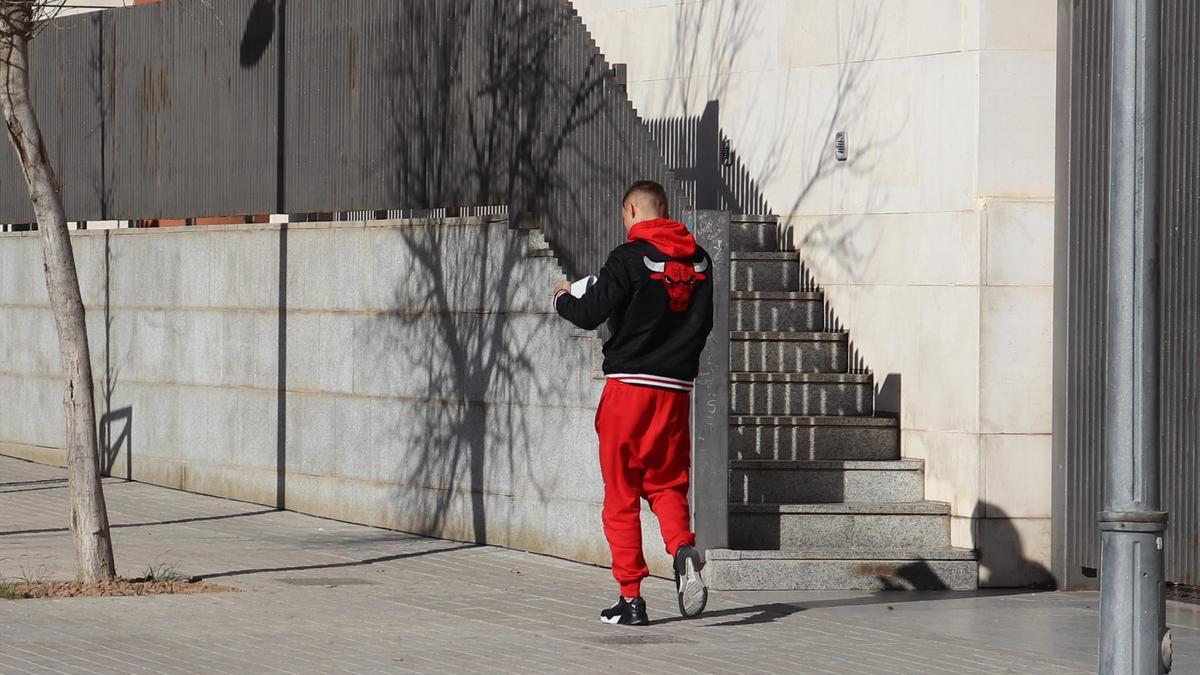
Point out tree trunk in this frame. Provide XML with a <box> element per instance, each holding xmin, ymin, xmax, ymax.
<box><xmin>0</xmin><ymin>2</ymin><xmax>115</xmax><ymax>582</ymax></box>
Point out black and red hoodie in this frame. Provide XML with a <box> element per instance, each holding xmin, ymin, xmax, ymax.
<box><xmin>554</xmin><ymin>218</ymin><xmax>714</xmax><ymax>391</ymax></box>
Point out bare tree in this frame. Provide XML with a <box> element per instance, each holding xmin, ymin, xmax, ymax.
<box><xmin>0</xmin><ymin>0</ymin><xmax>115</xmax><ymax>582</ymax></box>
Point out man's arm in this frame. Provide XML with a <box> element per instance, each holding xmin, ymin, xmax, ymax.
<box><xmin>554</xmin><ymin>252</ymin><xmax>632</xmax><ymax>330</ymax></box>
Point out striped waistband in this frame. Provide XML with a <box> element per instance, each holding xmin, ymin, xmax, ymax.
<box><xmin>605</xmin><ymin>373</ymin><xmax>694</xmax><ymax>392</ymax></box>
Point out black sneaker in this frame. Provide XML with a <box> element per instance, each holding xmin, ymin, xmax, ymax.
<box><xmin>599</xmin><ymin>596</ymin><xmax>649</xmax><ymax>626</ymax></box>
<box><xmin>674</xmin><ymin>546</ymin><xmax>708</xmax><ymax>617</ymax></box>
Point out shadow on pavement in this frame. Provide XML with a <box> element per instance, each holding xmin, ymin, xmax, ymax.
<box><xmin>0</xmin><ymin>509</ymin><xmax>278</xmax><ymax>537</ymax></box>
<box><xmin>199</xmin><ymin>543</ymin><xmax>480</xmax><ymax>580</ymax></box>
<box><xmin>649</xmin><ymin>603</ymin><xmax>803</xmax><ymax>627</ymax></box>
<box><xmin>650</xmin><ymin>588</ymin><xmax>1053</xmax><ymax>628</ymax></box>
<box><xmin>0</xmin><ymin>478</ymin><xmax>67</xmax><ymax>488</ymax></box>
<box><xmin>0</xmin><ymin>484</ymin><xmax>72</xmax><ymax>495</ymax></box>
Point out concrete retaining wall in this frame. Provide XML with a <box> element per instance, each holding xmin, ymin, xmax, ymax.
<box><xmin>0</xmin><ymin>218</ymin><xmax>674</xmax><ymax>575</ymax></box>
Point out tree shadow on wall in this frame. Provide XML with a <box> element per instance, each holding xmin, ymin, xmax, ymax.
<box><xmin>648</xmin><ymin>0</ymin><xmax>769</xmax><ymax>217</ymax></box>
<box><xmin>690</xmin><ymin>0</ymin><xmax>896</xmax><ymax>256</ymax></box>
<box><xmin>776</xmin><ymin>0</ymin><xmax>911</xmax><ymax>382</ymax></box>
<box><xmin>230</xmin><ymin>0</ymin><xmax>661</xmax><ymax>540</ymax></box>
<box><xmin>667</xmin><ymin>0</ymin><xmax>761</xmax><ymax>118</ymax></box>
<box><xmin>381</xmin><ymin>0</ymin><xmax>635</xmax><ymax>279</ymax></box>
<box><xmin>368</xmin><ymin>0</ymin><xmax>627</xmax><ymax>545</ymax></box>
<box><xmin>372</xmin><ymin>221</ymin><xmax>546</xmax><ymax>545</ymax></box>
<box><xmin>658</xmin><ymin>0</ymin><xmax>897</xmax><ymax>254</ymax></box>
<box><xmin>651</xmin><ymin>1</ymin><xmax>901</xmax><ymax>378</ymax></box>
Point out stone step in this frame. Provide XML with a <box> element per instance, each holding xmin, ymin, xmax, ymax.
<box><xmin>730</xmin><ymin>372</ymin><xmax>873</xmax><ymax>416</ymax></box>
<box><xmin>526</xmin><ymin>229</ymin><xmax>550</xmax><ymax>251</ymax></box>
<box><xmin>705</xmin><ymin>548</ymin><xmax>978</xmax><ymax>591</ymax></box>
<box><xmin>729</xmin><ymin>459</ymin><xmax>925</xmax><ymax>504</ymax></box>
<box><xmin>731</xmin><ymin>291</ymin><xmax>825</xmax><ymax>332</ymax></box>
<box><xmin>731</xmin><ymin>252</ymin><xmax>798</xmax><ymax>292</ymax></box>
<box><xmin>730</xmin><ymin>215</ymin><xmax>792</xmax><ymax>252</ymax></box>
<box><xmin>730</xmin><ymin>415</ymin><xmax>900</xmax><ymax>461</ymax></box>
<box><xmin>731</xmin><ymin>331</ymin><xmax>847</xmax><ymax>373</ymax></box>
<box><xmin>728</xmin><ymin>502</ymin><xmax>952</xmax><ymax>550</ymax></box>
<box><xmin>731</xmin><ymin>214</ymin><xmax>780</xmax><ymax>223</ymax></box>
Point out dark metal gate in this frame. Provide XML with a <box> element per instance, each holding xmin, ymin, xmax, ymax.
<box><xmin>1054</xmin><ymin>0</ymin><xmax>1200</xmax><ymax>589</ymax></box>
<box><xmin>0</xmin><ymin>0</ymin><xmax>687</xmax><ymax>278</ymax></box>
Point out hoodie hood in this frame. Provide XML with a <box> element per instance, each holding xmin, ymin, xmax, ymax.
<box><xmin>627</xmin><ymin>217</ymin><xmax>697</xmax><ymax>259</ymax></box>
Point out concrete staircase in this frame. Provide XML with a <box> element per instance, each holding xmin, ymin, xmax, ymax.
<box><xmin>705</xmin><ymin>215</ymin><xmax>978</xmax><ymax>591</ymax></box>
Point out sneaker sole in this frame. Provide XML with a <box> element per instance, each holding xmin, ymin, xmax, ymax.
<box><xmin>600</xmin><ymin>615</ymin><xmax>649</xmax><ymax>626</ymax></box>
<box><xmin>677</xmin><ymin>554</ymin><xmax>708</xmax><ymax>618</ymax></box>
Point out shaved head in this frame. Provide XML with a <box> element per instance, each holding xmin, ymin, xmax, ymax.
<box><xmin>622</xmin><ymin>180</ymin><xmax>668</xmax><ymax>218</ymax></box>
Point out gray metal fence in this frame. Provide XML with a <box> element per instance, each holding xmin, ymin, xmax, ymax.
<box><xmin>0</xmin><ymin>0</ymin><xmax>688</xmax><ymax>278</ymax></box>
<box><xmin>1053</xmin><ymin>0</ymin><xmax>1200</xmax><ymax>590</ymax></box>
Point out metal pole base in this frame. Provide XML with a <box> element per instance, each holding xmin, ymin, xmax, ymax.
<box><xmin>1098</xmin><ymin>511</ymin><xmax>1171</xmax><ymax>674</ymax></box>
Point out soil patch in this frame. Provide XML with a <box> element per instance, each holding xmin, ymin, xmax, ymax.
<box><xmin>0</xmin><ymin>577</ymin><xmax>237</xmax><ymax>599</ymax></box>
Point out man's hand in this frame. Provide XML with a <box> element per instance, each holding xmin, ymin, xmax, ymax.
<box><xmin>554</xmin><ymin>280</ymin><xmax>572</xmax><ymax>295</ymax></box>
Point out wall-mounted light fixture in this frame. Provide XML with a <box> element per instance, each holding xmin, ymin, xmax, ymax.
<box><xmin>834</xmin><ymin>131</ymin><xmax>848</xmax><ymax>161</ymax></box>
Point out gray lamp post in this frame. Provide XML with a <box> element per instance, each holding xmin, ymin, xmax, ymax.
<box><xmin>1099</xmin><ymin>1</ymin><xmax>1171</xmax><ymax>673</ymax></box>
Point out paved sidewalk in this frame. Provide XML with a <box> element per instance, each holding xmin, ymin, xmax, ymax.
<box><xmin>1</xmin><ymin>455</ymin><xmax>1197</xmax><ymax>674</ymax></box>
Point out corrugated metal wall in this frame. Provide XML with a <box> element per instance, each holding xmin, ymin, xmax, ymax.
<box><xmin>0</xmin><ymin>0</ymin><xmax>687</xmax><ymax>278</ymax></box>
<box><xmin>0</xmin><ymin>12</ymin><xmax>106</xmax><ymax>222</ymax></box>
<box><xmin>1157</xmin><ymin>0</ymin><xmax>1200</xmax><ymax>589</ymax></box>
<box><xmin>1054</xmin><ymin>0</ymin><xmax>1200</xmax><ymax>589</ymax></box>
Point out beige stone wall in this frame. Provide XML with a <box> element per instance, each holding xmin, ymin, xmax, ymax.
<box><xmin>573</xmin><ymin>0</ymin><xmax>1056</xmax><ymax>585</ymax></box>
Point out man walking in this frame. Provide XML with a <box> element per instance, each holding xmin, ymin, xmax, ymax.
<box><xmin>553</xmin><ymin>180</ymin><xmax>713</xmax><ymax>625</ymax></box>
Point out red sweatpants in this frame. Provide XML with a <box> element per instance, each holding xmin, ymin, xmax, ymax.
<box><xmin>595</xmin><ymin>379</ymin><xmax>695</xmax><ymax>598</ymax></box>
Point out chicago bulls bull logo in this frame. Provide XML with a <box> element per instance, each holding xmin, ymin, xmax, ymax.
<box><xmin>643</xmin><ymin>256</ymin><xmax>709</xmax><ymax>312</ymax></box>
